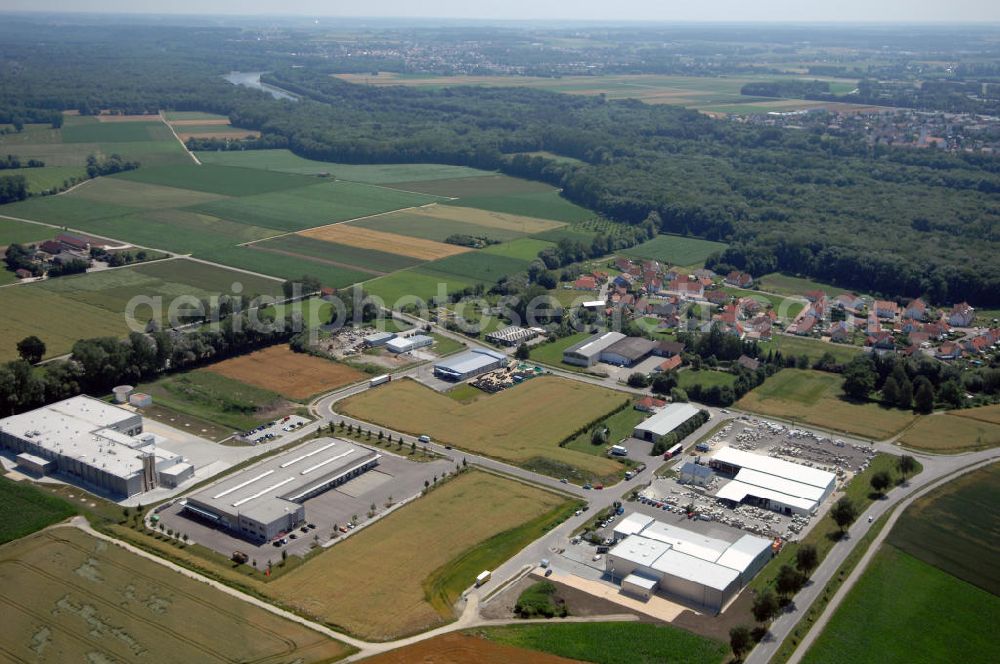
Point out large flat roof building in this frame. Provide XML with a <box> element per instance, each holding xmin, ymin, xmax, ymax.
<box><xmin>710</xmin><ymin>447</ymin><xmax>837</xmax><ymax>516</ymax></box>
<box><xmin>633</xmin><ymin>403</ymin><xmax>702</xmax><ymax>443</ymax></box>
<box><xmin>607</xmin><ymin>513</ymin><xmax>772</xmax><ymax>612</ymax></box>
<box><xmin>433</xmin><ymin>348</ymin><xmax>508</xmax><ymax>381</ymax></box>
<box><xmin>184</xmin><ymin>437</ymin><xmax>380</xmax><ymax>543</ymax></box>
<box><xmin>0</xmin><ymin>396</ymin><xmax>192</xmax><ymax>498</ymax></box>
<box><xmin>562</xmin><ymin>331</ymin><xmax>625</xmax><ymax>367</ymax></box>
<box><xmin>599</xmin><ymin>337</ymin><xmax>658</xmax><ymax>367</ymax></box>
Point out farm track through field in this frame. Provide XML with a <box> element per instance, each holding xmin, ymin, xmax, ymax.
<box><xmin>249</xmin><ymin>244</ymin><xmax>386</xmax><ymax>276</ymax></box>
<box><xmin>159</xmin><ymin>111</ymin><xmax>200</xmax><ymax>165</ymax></box>
<box><xmin>236</xmin><ymin>203</ymin><xmax>441</xmax><ymax>247</ymax></box>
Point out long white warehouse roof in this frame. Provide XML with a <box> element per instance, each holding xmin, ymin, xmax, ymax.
<box><xmin>634</xmin><ymin>403</ymin><xmax>701</xmax><ymax>437</ymax></box>
<box><xmin>715</xmin><ymin>480</ymin><xmax>817</xmax><ymax>513</ymax></box>
<box><xmin>711</xmin><ymin>447</ymin><xmax>835</xmax><ymax>490</ymax></box>
<box><xmin>652</xmin><ymin>549</ymin><xmax>740</xmax><ymax>591</ymax></box>
<box><xmin>734</xmin><ymin>468</ymin><xmax>827</xmax><ymax>502</ymax></box>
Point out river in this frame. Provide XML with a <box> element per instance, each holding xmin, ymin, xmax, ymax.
<box><xmin>223</xmin><ymin>72</ymin><xmax>299</xmax><ymax>102</ymax></box>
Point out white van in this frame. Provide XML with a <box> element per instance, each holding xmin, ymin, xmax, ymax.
<box><xmin>418</xmin><ymin>435</ymin><xmax>431</xmax><ymax>444</ymax></box>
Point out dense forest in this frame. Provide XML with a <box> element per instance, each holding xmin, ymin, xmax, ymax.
<box><xmin>1</xmin><ymin>21</ymin><xmax>999</xmax><ymax>305</ymax></box>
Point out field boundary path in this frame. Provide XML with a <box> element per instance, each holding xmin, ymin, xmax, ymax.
<box><xmin>746</xmin><ymin>449</ymin><xmax>1000</xmax><ymax>664</ymax></box>
<box><xmin>160</xmin><ymin>110</ymin><xmax>201</xmax><ymax>165</ymax></box>
<box><xmin>784</xmin><ymin>456</ymin><xmax>1000</xmax><ymax>664</ymax></box>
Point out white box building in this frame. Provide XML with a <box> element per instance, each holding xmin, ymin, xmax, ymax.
<box><xmin>606</xmin><ymin>514</ymin><xmax>772</xmax><ymax>612</ymax></box>
<box><xmin>710</xmin><ymin>447</ymin><xmax>837</xmax><ymax>516</ymax></box>
<box><xmin>0</xmin><ymin>396</ymin><xmax>192</xmax><ymax>497</ymax></box>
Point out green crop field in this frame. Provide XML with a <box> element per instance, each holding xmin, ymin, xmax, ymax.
<box><xmin>251</xmin><ymin>233</ymin><xmax>422</xmax><ymax>275</ymax></box>
<box><xmin>0</xmin><ymin>528</ymin><xmax>352</xmax><ymax>663</ymax></box>
<box><xmin>73</xmin><ymin>209</ymin><xmax>278</xmax><ymax>254</ymax></box>
<box><xmin>623</xmin><ymin>234</ymin><xmax>728</xmax><ymax>266</ymax></box>
<box><xmin>340</xmin><ymin>376</ymin><xmax>626</xmax><ymax>482</ymax></box>
<box><xmin>532</xmin><ymin>225</ymin><xmax>599</xmax><ymax>243</ymax></box>
<box><xmin>164</xmin><ymin>111</ymin><xmax>229</xmax><ymax>121</ymax></box>
<box><xmin>759</xmin><ymin>335</ymin><xmax>862</xmax><ymax>364</ymax></box>
<box><xmin>140</xmin><ymin>369</ymin><xmax>295</xmax><ymax>431</ymax></box>
<box><xmin>363</xmin><ymin>267</ymin><xmax>478</xmax><ymax>304</ymax></box>
<box><xmin>112</xmin><ymin>163</ymin><xmax>318</xmax><ymax>196</ymax></box>
<box><xmin>204</xmin><ymin>245</ymin><xmax>372</xmax><ymax>288</ymax></box>
<box><xmin>74</xmin><ymin>176</ymin><xmax>226</xmax><ymax>208</ymax></box>
<box><xmin>888</xmin><ymin>462</ymin><xmax>1000</xmax><ymax>595</ymax></box>
<box><xmin>61</xmin><ymin>120</ymin><xmax>173</xmax><ymax>143</ymax></box>
<box><xmin>0</xmin><ymin>476</ymin><xmax>77</xmax><ymax>544</ymax></box>
<box><xmin>1</xmin><ymin>195</ymin><xmax>139</xmax><ymax>224</ymax></box>
<box><xmin>0</xmin><ymin>218</ymin><xmax>54</xmax><ymax>245</ymax></box>
<box><xmin>478</xmin><ymin>622</ymin><xmax>728</xmax><ymax>664</ymax></box>
<box><xmin>738</xmin><ymin>369</ymin><xmax>916</xmax><ymax>439</ymax></box>
<box><xmin>196</xmin><ymin>149</ymin><xmax>491</xmax><ymax>183</ymax></box>
<box><xmin>393</xmin><ymin>174</ymin><xmax>555</xmax><ymax>198</ymax></box>
<box><xmin>801</xmin><ymin>546</ymin><xmax>999</xmax><ymax>664</ymax></box>
<box><xmin>190</xmin><ymin>180</ymin><xmax>440</xmax><ymax>231</ymax></box>
<box><xmin>420</xmin><ymin>251</ymin><xmax>532</xmax><ymax>283</ymax></box>
<box><xmin>0</xmin><ymin>259</ymin><xmax>282</xmax><ymax>361</ymax></box>
<box><xmin>481</xmin><ymin>237</ymin><xmax>554</xmax><ymax>261</ymax></box>
<box><xmin>268</xmin><ymin>470</ymin><xmax>573</xmax><ymax>640</ymax></box>
<box><xmin>11</xmin><ymin>165</ymin><xmax>88</xmax><ymax>193</ymax></box>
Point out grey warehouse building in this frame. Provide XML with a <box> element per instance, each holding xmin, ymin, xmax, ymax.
<box><xmin>607</xmin><ymin>513</ymin><xmax>772</xmax><ymax>612</ymax></box>
<box><xmin>633</xmin><ymin>403</ymin><xmax>702</xmax><ymax>443</ymax></box>
<box><xmin>0</xmin><ymin>396</ymin><xmax>193</xmax><ymax>498</ymax></box>
<box><xmin>433</xmin><ymin>348</ymin><xmax>508</xmax><ymax>381</ymax></box>
<box><xmin>184</xmin><ymin>437</ymin><xmax>380</xmax><ymax>543</ymax></box>
<box><xmin>599</xmin><ymin>336</ymin><xmax>659</xmax><ymax>367</ymax></box>
<box><xmin>562</xmin><ymin>331</ymin><xmax>626</xmax><ymax>367</ymax></box>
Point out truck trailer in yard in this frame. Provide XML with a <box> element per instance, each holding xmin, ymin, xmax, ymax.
<box><xmin>370</xmin><ymin>374</ymin><xmax>391</xmax><ymax>387</ymax></box>
<box><xmin>475</xmin><ymin>570</ymin><xmax>491</xmax><ymax>587</ymax></box>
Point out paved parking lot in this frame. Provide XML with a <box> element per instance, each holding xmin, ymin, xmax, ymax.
<box><xmin>237</xmin><ymin>415</ymin><xmax>311</xmax><ymax>445</ymax></box>
<box><xmin>157</xmin><ymin>447</ymin><xmax>453</xmax><ymax>561</ymax></box>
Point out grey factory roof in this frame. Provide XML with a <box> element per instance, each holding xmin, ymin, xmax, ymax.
<box><xmin>633</xmin><ymin>403</ymin><xmax>701</xmax><ymax>437</ymax></box>
<box><xmin>187</xmin><ymin>437</ymin><xmax>379</xmax><ymax>522</ymax></box>
<box><xmin>602</xmin><ymin>336</ymin><xmax>658</xmax><ymax>361</ymax></box>
<box><xmin>0</xmin><ymin>396</ymin><xmax>168</xmax><ymax>481</ymax></box>
<box><xmin>563</xmin><ymin>331</ymin><xmax>626</xmax><ymax>359</ymax></box>
<box><xmin>434</xmin><ymin>348</ymin><xmax>507</xmax><ymax>374</ymax></box>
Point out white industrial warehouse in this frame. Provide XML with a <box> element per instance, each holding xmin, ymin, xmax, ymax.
<box><xmin>433</xmin><ymin>347</ymin><xmax>508</xmax><ymax>381</ymax></box>
<box><xmin>710</xmin><ymin>447</ymin><xmax>837</xmax><ymax>516</ymax></box>
<box><xmin>632</xmin><ymin>402</ymin><xmax>702</xmax><ymax>443</ymax></box>
<box><xmin>183</xmin><ymin>437</ymin><xmax>380</xmax><ymax>542</ymax></box>
<box><xmin>562</xmin><ymin>331</ymin><xmax>625</xmax><ymax>367</ymax></box>
<box><xmin>0</xmin><ymin>396</ymin><xmax>193</xmax><ymax>497</ymax></box>
<box><xmin>606</xmin><ymin>513</ymin><xmax>772</xmax><ymax>612</ymax></box>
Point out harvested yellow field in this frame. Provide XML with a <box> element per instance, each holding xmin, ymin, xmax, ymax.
<box><xmin>268</xmin><ymin>470</ymin><xmax>571</xmax><ymax>640</ymax></box>
<box><xmin>407</xmin><ymin>204</ymin><xmax>566</xmax><ymax>234</ymax></box>
<box><xmin>204</xmin><ymin>344</ymin><xmax>365</xmax><ymax>399</ymax></box>
<box><xmin>899</xmin><ymin>410</ymin><xmax>1000</xmax><ymax>452</ymax></box>
<box><xmin>339</xmin><ymin>376</ymin><xmax>625</xmax><ymax>480</ymax></box>
<box><xmin>0</xmin><ymin>528</ymin><xmax>352</xmax><ymax>663</ymax></box>
<box><xmin>301</xmin><ymin>224</ymin><xmax>471</xmax><ymax>260</ymax></box>
<box><xmin>953</xmin><ymin>404</ymin><xmax>1000</xmax><ymax>426</ymax></box>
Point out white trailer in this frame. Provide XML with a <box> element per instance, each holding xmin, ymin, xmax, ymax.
<box><xmin>369</xmin><ymin>374</ymin><xmax>391</xmax><ymax>387</ymax></box>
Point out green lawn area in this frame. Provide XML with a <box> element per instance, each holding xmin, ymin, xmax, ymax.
<box><xmin>759</xmin><ymin>335</ymin><xmax>862</xmax><ymax>365</ymax></box>
<box><xmin>738</xmin><ymin>369</ymin><xmax>916</xmax><ymax>440</ymax></box>
<box><xmin>196</xmin><ymin>149</ymin><xmax>491</xmax><ymax>183</ymax></box>
<box><xmin>430</xmin><ymin>332</ymin><xmax>466</xmax><ymax>356</ymax></box>
<box><xmin>528</xmin><ymin>332</ymin><xmax>592</xmax><ymax>368</ymax></box>
<box><xmin>888</xmin><ymin>461</ymin><xmax>1000</xmax><ymax>595</ymax></box>
<box><xmin>139</xmin><ymin>370</ymin><xmax>294</xmax><ymax>432</ymax></box>
<box><xmin>897</xmin><ymin>410</ymin><xmax>1000</xmax><ymax>453</ymax></box>
<box><xmin>481</xmin><ymin>237</ymin><xmax>554</xmax><ymax>261</ymax></box>
<box><xmin>801</xmin><ymin>546</ymin><xmax>999</xmax><ymax>664</ymax></box>
<box><xmin>563</xmin><ymin>402</ymin><xmax>645</xmax><ymax>456</ymax></box>
<box><xmin>476</xmin><ymin>622</ymin><xmax>727</xmax><ymax>664</ymax></box>
<box><xmin>623</xmin><ymin>234</ymin><xmax>728</xmax><ymax>266</ymax></box>
<box><xmin>677</xmin><ymin>369</ymin><xmax>737</xmax><ymax>390</ymax></box>
<box><xmin>0</xmin><ymin>476</ymin><xmax>78</xmax><ymax>544</ymax></box>
<box><xmin>756</xmin><ymin>272</ymin><xmax>864</xmax><ymax>299</ymax></box>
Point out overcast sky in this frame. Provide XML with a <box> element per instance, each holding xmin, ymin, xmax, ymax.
<box><xmin>3</xmin><ymin>1</ymin><xmax>998</xmax><ymax>23</ymax></box>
